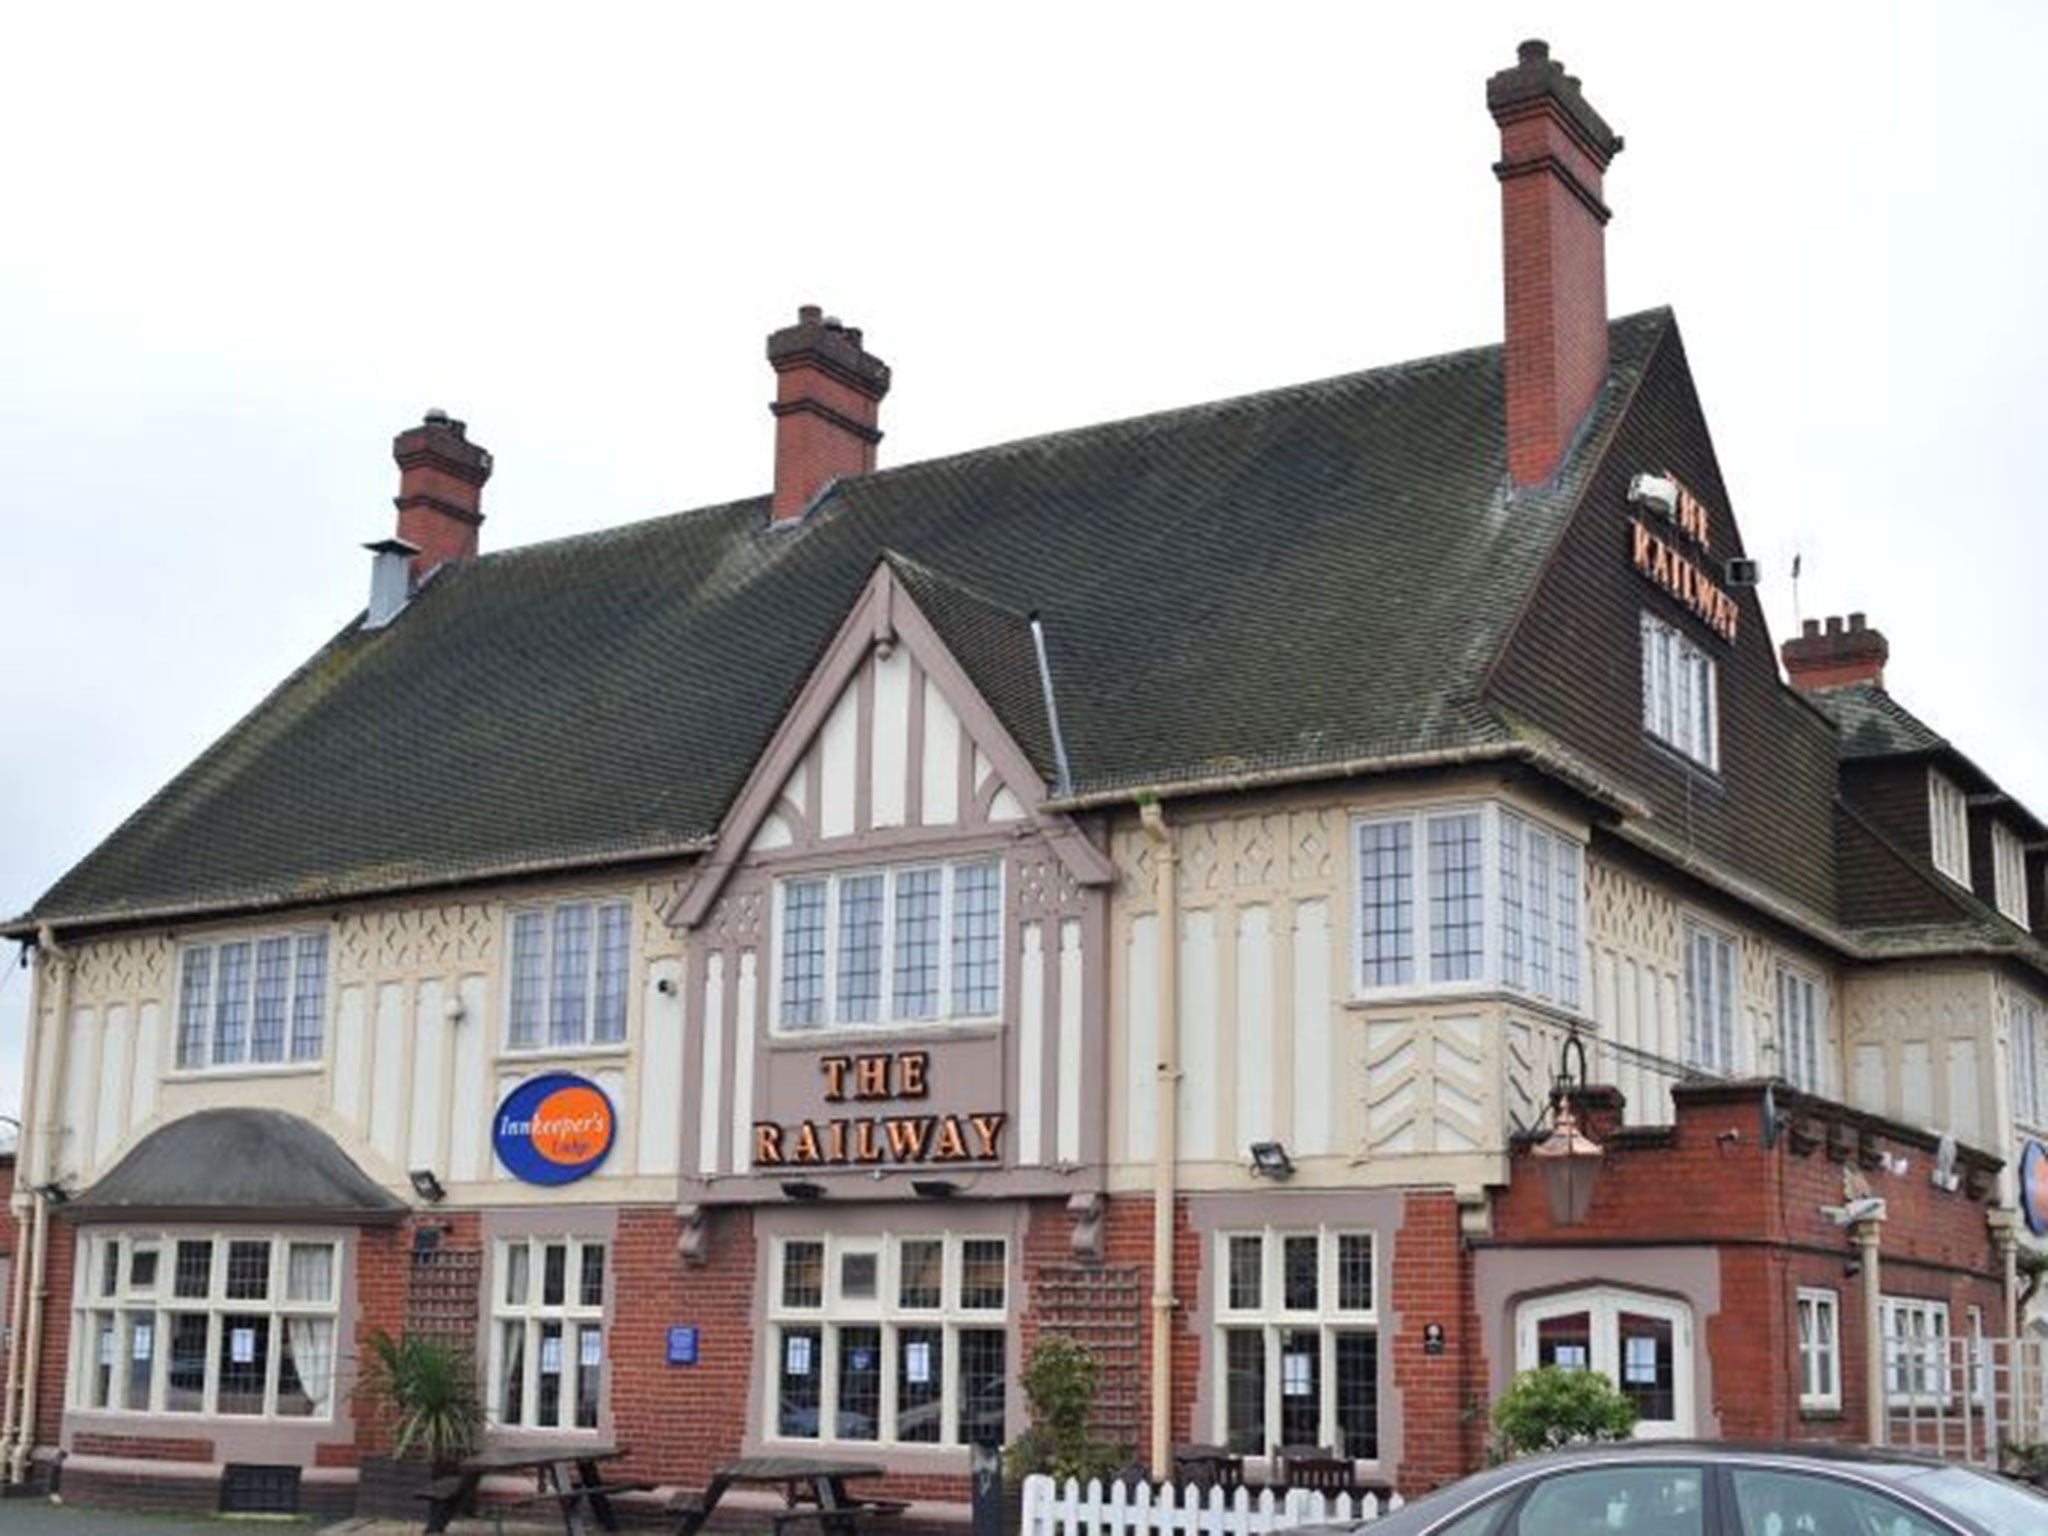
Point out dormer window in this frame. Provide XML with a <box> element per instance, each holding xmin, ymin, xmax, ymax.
<box><xmin>1993</xmin><ymin>822</ymin><xmax>2030</xmax><ymax>927</ymax></box>
<box><xmin>1928</xmin><ymin>771</ymin><xmax>1970</xmax><ymax>886</ymax></box>
<box><xmin>1639</xmin><ymin>612</ymin><xmax>1719</xmax><ymax>770</ymax></box>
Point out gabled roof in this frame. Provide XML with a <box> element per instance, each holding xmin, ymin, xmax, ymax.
<box><xmin>15</xmin><ymin>310</ymin><xmax>1674</xmax><ymax>931</ymax></box>
<box><xmin>65</xmin><ymin>1108</ymin><xmax>406</xmax><ymax>1224</ymax></box>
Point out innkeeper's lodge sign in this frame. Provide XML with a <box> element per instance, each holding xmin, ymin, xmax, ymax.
<box><xmin>754</xmin><ymin>1050</ymin><xmax>1008</xmax><ymax>1167</ymax></box>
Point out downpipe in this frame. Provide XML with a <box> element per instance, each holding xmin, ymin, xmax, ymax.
<box><xmin>1141</xmin><ymin>802</ymin><xmax>1179</xmax><ymax>1480</ymax></box>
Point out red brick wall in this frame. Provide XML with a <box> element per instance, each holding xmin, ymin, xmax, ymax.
<box><xmin>71</xmin><ymin>1431</ymin><xmax>215</xmax><ymax>1461</ymax></box>
<box><xmin>1487</xmin><ymin>1083</ymin><xmax>2003</xmax><ymax>1448</ymax></box>
<box><xmin>1391</xmin><ymin>1191</ymin><xmax>1484</xmax><ymax>1494</ymax></box>
<box><xmin>33</xmin><ymin>1219</ymin><xmax>74</xmax><ymax>1448</ymax></box>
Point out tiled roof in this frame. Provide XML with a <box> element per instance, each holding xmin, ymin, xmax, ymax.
<box><xmin>1804</xmin><ymin>681</ymin><xmax>1948</xmax><ymax>760</ymax></box>
<box><xmin>19</xmin><ymin>310</ymin><xmax>1674</xmax><ymax>929</ymax></box>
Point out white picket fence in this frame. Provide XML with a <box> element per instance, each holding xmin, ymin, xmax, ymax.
<box><xmin>1021</xmin><ymin>1474</ymin><xmax>1404</xmax><ymax>1536</ymax></box>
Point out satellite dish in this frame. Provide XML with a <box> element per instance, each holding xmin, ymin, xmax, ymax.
<box><xmin>1933</xmin><ymin>1133</ymin><xmax>1962</xmax><ymax>1193</ymax></box>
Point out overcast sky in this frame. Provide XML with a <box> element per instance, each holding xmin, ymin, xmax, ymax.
<box><xmin>4</xmin><ymin>2</ymin><xmax>2045</xmax><ymax>1122</ymax></box>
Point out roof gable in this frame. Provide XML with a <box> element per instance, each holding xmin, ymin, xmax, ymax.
<box><xmin>670</xmin><ymin>559</ymin><xmax>1112</xmax><ymax>929</ymax></box>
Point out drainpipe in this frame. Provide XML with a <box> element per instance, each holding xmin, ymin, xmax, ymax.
<box><xmin>0</xmin><ymin>947</ymin><xmax>46</xmax><ymax>1475</ymax></box>
<box><xmin>1140</xmin><ymin>802</ymin><xmax>1179</xmax><ymax>1480</ymax></box>
<box><xmin>8</xmin><ymin>925</ymin><xmax>72</xmax><ymax>1484</ymax></box>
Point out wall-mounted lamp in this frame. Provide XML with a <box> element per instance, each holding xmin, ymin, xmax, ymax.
<box><xmin>656</xmin><ymin>977</ymin><xmax>678</xmax><ymax>996</ymax></box>
<box><xmin>912</xmin><ymin>1179</ymin><xmax>960</xmax><ymax>1200</ymax></box>
<box><xmin>781</xmin><ymin>1180</ymin><xmax>826</xmax><ymax>1201</ymax></box>
<box><xmin>443</xmin><ymin>997</ymin><xmax>467</xmax><ymax>1025</ymax></box>
<box><xmin>31</xmin><ymin>1181</ymin><xmax>70</xmax><ymax>1206</ymax></box>
<box><xmin>1248</xmin><ymin>1142</ymin><xmax>1294</xmax><ymax>1180</ymax></box>
<box><xmin>412</xmin><ymin>1226</ymin><xmax>443</xmax><ymax>1255</ymax></box>
<box><xmin>1531</xmin><ymin>1033</ymin><xmax>1603</xmax><ymax>1227</ymax></box>
<box><xmin>409</xmin><ymin>1168</ymin><xmax>447</xmax><ymax>1204</ymax></box>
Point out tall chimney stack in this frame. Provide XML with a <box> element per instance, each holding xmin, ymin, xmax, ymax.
<box><xmin>1783</xmin><ymin>613</ymin><xmax>1889</xmax><ymax>691</ymax></box>
<box><xmin>768</xmin><ymin>305</ymin><xmax>891</xmax><ymax>522</ymax></box>
<box><xmin>391</xmin><ymin>409</ymin><xmax>492</xmax><ymax>577</ymax></box>
<box><xmin>1488</xmin><ymin>40</ymin><xmax>1624</xmax><ymax>487</ymax></box>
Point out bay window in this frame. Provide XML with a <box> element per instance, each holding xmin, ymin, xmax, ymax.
<box><xmin>1683</xmin><ymin>921</ymin><xmax>1737</xmax><ymax>1075</ymax></box>
<box><xmin>776</xmin><ymin>860</ymin><xmax>1004</xmax><ymax>1031</ymax></box>
<box><xmin>1776</xmin><ymin>965</ymin><xmax>1822</xmax><ymax>1094</ymax></box>
<box><xmin>1354</xmin><ymin>804</ymin><xmax>1582</xmax><ymax>1007</ymax></box>
<box><xmin>768</xmin><ymin>1232</ymin><xmax>1008</xmax><ymax>1448</ymax></box>
<box><xmin>1215</xmin><ymin>1227</ymin><xmax>1378</xmax><ymax>1460</ymax></box>
<box><xmin>175</xmin><ymin>931</ymin><xmax>329</xmax><ymax>1070</ymax></box>
<box><xmin>507</xmin><ymin>900</ymin><xmax>632</xmax><ymax>1050</ymax></box>
<box><xmin>491</xmin><ymin>1235</ymin><xmax>608</xmax><ymax>1431</ymax></box>
<box><xmin>2014</xmin><ymin>995</ymin><xmax>2045</xmax><ymax>1128</ymax></box>
<box><xmin>73</xmin><ymin>1231</ymin><xmax>340</xmax><ymax>1420</ymax></box>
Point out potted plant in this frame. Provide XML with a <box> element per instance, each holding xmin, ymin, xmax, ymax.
<box><xmin>355</xmin><ymin>1330</ymin><xmax>483</xmax><ymax>1517</ymax></box>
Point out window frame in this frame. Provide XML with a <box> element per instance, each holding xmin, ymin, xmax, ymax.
<box><xmin>1682</xmin><ymin>918</ymin><xmax>1739</xmax><ymax>1077</ymax></box>
<box><xmin>173</xmin><ymin>930</ymin><xmax>332</xmax><ymax>1074</ymax></box>
<box><xmin>1993</xmin><ymin>822</ymin><xmax>2031</xmax><ymax>927</ymax></box>
<box><xmin>764</xmin><ymin>1230</ymin><xmax>1010</xmax><ymax>1450</ymax></box>
<box><xmin>1776</xmin><ymin>964</ymin><xmax>1824</xmax><ymax>1095</ymax></box>
<box><xmin>1928</xmin><ymin>771</ymin><xmax>1971</xmax><ymax>887</ymax></box>
<box><xmin>1513</xmin><ymin>1286</ymin><xmax>1695</xmax><ymax>1438</ymax></box>
<box><xmin>1212</xmin><ymin>1225</ymin><xmax>1381</xmax><ymax>1463</ymax></box>
<box><xmin>1350</xmin><ymin>802</ymin><xmax>1585</xmax><ymax>1009</ymax></box>
<box><xmin>1880</xmin><ymin>1295</ymin><xmax>1953</xmax><ymax>1408</ymax></box>
<box><xmin>487</xmin><ymin>1233</ymin><xmax>610</xmax><ymax>1434</ymax></box>
<box><xmin>1639</xmin><ymin>611</ymin><xmax>1721</xmax><ymax>771</ymax></box>
<box><xmin>503</xmin><ymin>897</ymin><xmax>634</xmax><ymax>1054</ymax></box>
<box><xmin>70</xmin><ymin>1229</ymin><xmax>343</xmax><ymax>1421</ymax></box>
<box><xmin>770</xmin><ymin>858</ymin><xmax>1007</xmax><ymax>1036</ymax></box>
<box><xmin>2013</xmin><ymin>995</ymin><xmax>2045</xmax><ymax>1131</ymax></box>
<box><xmin>1795</xmin><ymin>1286</ymin><xmax>1841</xmax><ymax>1412</ymax></box>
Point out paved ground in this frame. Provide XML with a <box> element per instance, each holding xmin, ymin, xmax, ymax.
<box><xmin>0</xmin><ymin>1504</ymin><xmax>562</xmax><ymax>1534</ymax></box>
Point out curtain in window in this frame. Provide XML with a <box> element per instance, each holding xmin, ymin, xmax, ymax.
<box><xmin>285</xmin><ymin>1317</ymin><xmax>334</xmax><ymax>1418</ymax></box>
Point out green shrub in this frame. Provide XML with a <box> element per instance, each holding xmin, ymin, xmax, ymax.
<box><xmin>1004</xmin><ymin>1335</ymin><xmax>1128</xmax><ymax>1484</ymax></box>
<box><xmin>1490</xmin><ymin>1366</ymin><xmax>1637</xmax><ymax>1457</ymax></box>
<box><xmin>358</xmin><ymin>1329</ymin><xmax>482</xmax><ymax>1469</ymax></box>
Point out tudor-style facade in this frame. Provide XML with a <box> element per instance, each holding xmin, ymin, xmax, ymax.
<box><xmin>5</xmin><ymin>38</ymin><xmax>2047</xmax><ymax>1521</ymax></box>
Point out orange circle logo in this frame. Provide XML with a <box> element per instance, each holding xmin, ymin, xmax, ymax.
<box><xmin>494</xmin><ymin>1073</ymin><xmax>617</xmax><ymax>1185</ymax></box>
<box><xmin>529</xmin><ymin>1084</ymin><xmax>613</xmax><ymax>1165</ymax></box>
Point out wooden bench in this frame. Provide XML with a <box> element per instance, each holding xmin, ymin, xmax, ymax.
<box><xmin>430</xmin><ymin>1476</ymin><xmax>656</xmax><ymax>1535</ymax></box>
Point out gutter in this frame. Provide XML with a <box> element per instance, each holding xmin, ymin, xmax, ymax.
<box><xmin>1</xmin><ymin>836</ymin><xmax>717</xmax><ymax>942</ymax></box>
<box><xmin>8</xmin><ymin>925</ymin><xmax>71</xmax><ymax>1483</ymax></box>
<box><xmin>1140</xmin><ymin>802</ymin><xmax>1179</xmax><ymax>1479</ymax></box>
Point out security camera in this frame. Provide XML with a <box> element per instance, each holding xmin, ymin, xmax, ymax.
<box><xmin>1629</xmin><ymin>473</ymin><xmax>1678</xmax><ymax>519</ymax></box>
<box><xmin>1825</xmin><ymin>1195</ymin><xmax>1887</xmax><ymax>1226</ymax></box>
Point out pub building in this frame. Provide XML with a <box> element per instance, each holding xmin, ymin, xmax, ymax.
<box><xmin>5</xmin><ymin>38</ymin><xmax>2047</xmax><ymax>1520</ymax></box>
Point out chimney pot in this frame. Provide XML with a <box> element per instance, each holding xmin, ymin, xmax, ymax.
<box><xmin>390</xmin><ymin>408</ymin><xmax>492</xmax><ymax>576</ymax></box>
<box><xmin>766</xmin><ymin>305</ymin><xmax>891</xmax><ymax>522</ymax></box>
<box><xmin>1784</xmin><ymin>612</ymin><xmax>1890</xmax><ymax>691</ymax></box>
<box><xmin>1488</xmin><ymin>39</ymin><xmax>1624</xmax><ymax>487</ymax></box>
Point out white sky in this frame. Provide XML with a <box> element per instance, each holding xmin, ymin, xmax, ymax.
<box><xmin>4</xmin><ymin>2</ymin><xmax>2046</xmax><ymax>1121</ymax></box>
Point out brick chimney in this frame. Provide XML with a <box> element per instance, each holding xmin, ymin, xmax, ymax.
<box><xmin>1783</xmin><ymin>613</ymin><xmax>1889</xmax><ymax>690</ymax></box>
<box><xmin>391</xmin><ymin>409</ymin><xmax>492</xmax><ymax>577</ymax></box>
<box><xmin>768</xmin><ymin>305</ymin><xmax>891</xmax><ymax>522</ymax></box>
<box><xmin>1488</xmin><ymin>40</ymin><xmax>1625</xmax><ymax>487</ymax></box>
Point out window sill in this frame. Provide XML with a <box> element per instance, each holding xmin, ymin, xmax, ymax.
<box><xmin>1344</xmin><ymin>985</ymin><xmax>1585</xmax><ymax>1021</ymax></box>
<box><xmin>1641</xmin><ymin>733</ymin><xmax>1724</xmax><ymax>783</ymax></box>
<box><xmin>768</xmin><ymin>1019</ymin><xmax>1003</xmax><ymax>1049</ymax></box>
<box><xmin>67</xmin><ymin>1406</ymin><xmax>337</xmax><ymax>1428</ymax></box>
<box><xmin>1797</xmin><ymin>1405</ymin><xmax>1843</xmax><ymax>1421</ymax></box>
<box><xmin>496</xmin><ymin>1042</ymin><xmax>632</xmax><ymax>1067</ymax></box>
<box><xmin>166</xmin><ymin>1061</ymin><xmax>325</xmax><ymax>1083</ymax></box>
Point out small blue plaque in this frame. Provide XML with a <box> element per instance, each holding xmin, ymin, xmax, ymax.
<box><xmin>667</xmin><ymin>1325</ymin><xmax>700</xmax><ymax>1365</ymax></box>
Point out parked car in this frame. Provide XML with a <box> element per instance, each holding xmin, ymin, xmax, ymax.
<box><xmin>1314</xmin><ymin>1442</ymin><xmax>2048</xmax><ymax>1535</ymax></box>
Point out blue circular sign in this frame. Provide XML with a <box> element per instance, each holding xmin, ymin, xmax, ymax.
<box><xmin>2023</xmin><ymin>1140</ymin><xmax>2048</xmax><ymax>1238</ymax></box>
<box><xmin>492</xmin><ymin>1073</ymin><xmax>617</xmax><ymax>1186</ymax></box>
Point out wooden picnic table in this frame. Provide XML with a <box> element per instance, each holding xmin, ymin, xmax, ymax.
<box><xmin>671</xmin><ymin>1456</ymin><xmax>888</xmax><ymax>1536</ymax></box>
<box><xmin>422</xmin><ymin>1441</ymin><xmax>649</xmax><ymax>1536</ymax></box>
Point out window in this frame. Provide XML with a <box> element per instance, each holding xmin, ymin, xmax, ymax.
<box><xmin>72</xmin><ymin>1231</ymin><xmax>339</xmax><ymax>1420</ymax></box>
<box><xmin>768</xmin><ymin>1232</ymin><xmax>1007</xmax><ymax>1448</ymax></box>
<box><xmin>1517</xmin><ymin>1466</ymin><xmax>1706</xmax><ymax>1536</ymax></box>
<box><xmin>1215</xmin><ymin>1228</ymin><xmax>1378</xmax><ymax>1460</ymax></box>
<box><xmin>508</xmin><ymin>900</ymin><xmax>631</xmax><ymax>1050</ymax></box>
<box><xmin>1515</xmin><ymin>1288</ymin><xmax>1693</xmax><ymax>1437</ymax></box>
<box><xmin>175</xmin><ymin>932</ymin><xmax>329</xmax><ymax>1070</ymax></box>
<box><xmin>1682</xmin><ymin>922</ymin><xmax>1736</xmax><ymax>1076</ymax></box>
<box><xmin>1640</xmin><ymin>612</ymin><xmax>1719</xmax><ymax>770</ymax></box>
<box><xmin>1777</xmin><ymin>966</ymin><xmax>1823</xmax><ymax>1094</ymax></box>
<box><xmin>776</xmin><ymin>861</ymin><xmax>1004</xmax><ymax>1031</ymax></box>
<box><xmin>1796</xmin><ymin>1288</ymin><xmax>1840</xmax><ymax>1411</ymax></box>
<box><xmin>1994</xmin><ymin>823</ymin><xmax>2031</xmax><ymax>927</ymax></box>
<box><xmin>1730</xmin><ymin>1470</ymin><xmax>1946</xmax><ymax>1536</ymax></box>
<box><xmin>1355</xmin><ymin>805</ymin><xmax>1582</xmax><ymax>1007</ymax></box>
<box><xmin>1929</xmin><ymin>771</ymin><xmax>1970</xmax><ymax>886</ymax></box>
<box><xmin>491</xmin><ymin>1236</ymin><xmax>607</xmax><ymax>1431</ymax></box>
<box><xmin>1882</xmin><ymin>1296</ymin><xmax>1952</xmax><ymax>1406</ymax></box>
<box><xmin>2014</xmin><ymin>996</ymin><xmax>2045</xmax><ymax>1129</ymax></box>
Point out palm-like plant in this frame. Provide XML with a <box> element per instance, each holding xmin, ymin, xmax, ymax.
<box><xmin>359</xmin><ymin>1330</ymin><xmax>482</xmax><ymax>1470</ymax></box>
